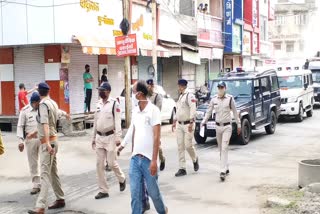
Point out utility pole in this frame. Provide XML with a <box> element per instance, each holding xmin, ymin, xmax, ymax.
<box><xmin>123</xmin><ymin>0</ymin><xmax>132</xmax><ymax>128</ymax></box>
<box><xmin>152</xmin><ymin>0</ymin><xmax>157</xmax><ymax>83</ymax></box>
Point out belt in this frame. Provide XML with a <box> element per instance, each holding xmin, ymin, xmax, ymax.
<box><xmin>178</xmin><ymin>120</ymin><xmax>191</xmax><ymax>125</ymax></box>
<box><xmin>97</xmin><ymin>130</ymin><xmax>114</xmax><ymax>136</ymax></box>
<box><xmin>135</xmin><ymin>154</ymin><xmax>147</xmax><ymax>159</ymax></box>
<box><xmin>40</xmin><ymin>136</ymin><xmax>57</xmax><ymax>144</ymax></box>
<box><xmin>216</xmin><ymin>122</ymin><xmax>231</xmax><ymax>126</ymax></box>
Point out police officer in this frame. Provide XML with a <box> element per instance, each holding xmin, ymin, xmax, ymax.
<box><xmin>201</xmin><ymin>81</ymin><xmax>241</xmax><ymax>181</ymax></box>
<box><xmin>92</xmin><ymin>82</ymin><xmax>126</xmax><ymax>200</ymax></box>
<box><xmin>28</xmin><ymin>82</ymin><xmax>69</xmax><ymax>214</ymax></box>
<box><xmin>146</xmin><ymin>79</ymin><xmax>165</xmax><ymax>171</ymax></box>
<box><xmin>17</xmin><ymin>92</ymin><xmax>41</xmax><ymax>195</ymax></box>
<box><xmin>172</xmin><ymin>79</ymin><xmax>199</xmax><ymax>177</ymax></box>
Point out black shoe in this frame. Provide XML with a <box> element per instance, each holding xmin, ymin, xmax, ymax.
<box><xmin>226</xmin><ymin>169</ymin><xmax>230</xmax><ymax>175</ymax></box>
<box><xmin>220</xmin><ymin>172</ymin><xmax>226</xmax><ymax>182</ymax></box>
<box><xmin>143</xmin><ymin>200</ymin><xmax>151</xmax><ymax>213</ymax></box>
<box><xmin>160</xmin><ymin>160</ymin><xmax>165</xmax><ymax>171</ymax></box>
<box><xmin>193</xmin><ymin>158</ymin><xmax>199</xmax><ymax>172</ymax></box>
<box><xmin>175</xmin><ymin>169</ymin><xmax>187</xmax><ymax>177</ymax></box>
<box><xmin>95</xmin><ymin>192</ymin><xmax>109</xmax><ymax>199</ymax></box>
<box><xmin>30</xmin><ymin>188</ymin><xmax>40</xmax><ymax>195</ymax></box>
<box><xmin>120</xmin><ymin>179</ymin><xmax>126</xmax><ymax>192</ymax></box>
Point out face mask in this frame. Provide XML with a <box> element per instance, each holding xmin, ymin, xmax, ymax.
<box><xmin>218</xmin><ymin>88</ymin><xmax>226</xmax><ymax>97</ymax></box>
<box><xmin>99</xmin><ymin>91</ymin><xmax>107</xmax><ymax>99</ymax></box>
<box><xmin>132</xmin><ymin>92</ymin><xmax>139</xmax><ymax>106</ymax></box>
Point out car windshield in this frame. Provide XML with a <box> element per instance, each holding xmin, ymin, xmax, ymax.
<box><xmin>211</xmin><ymin>79</ymin><xmax>252</xmax><ymax>99</ymax></box>
<box><xmin>312</xmin><ymin>70</ymin><xmax>320</xmax><ymax>83</ymax></box>
<box><xmin>278</xmin><ymin>75</ymin><xmax>303</xmax><ymax>89</ymax></box>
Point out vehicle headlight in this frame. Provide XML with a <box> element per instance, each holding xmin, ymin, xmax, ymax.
<box><xmin>196</xmin><ymin>111</ymin><xmax>205</xmax><ymax>119</ymax></box>
<box><xmin>287</xmin><ymin>97</ymin><xmax>297</xmax><ymax>103</ymax></box>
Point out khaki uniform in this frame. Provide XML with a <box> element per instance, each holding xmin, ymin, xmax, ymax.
<box><xmin>35</xmin><ymin>97</ymin><xmax>64</xmax><ymax>209</ymax></box>
<box><xmin>93</xmin><ymin>97</ymin><xmax>125</xmax><ymax>194</ymax></box>
<box><xmin>0</xmin><ymin>130</ymin><xmax>4</xmax><ymax>155</ymax></box>
<box><xmin>148</xmin><ymin>92</ymin><xmax>165</xmax><ymax>163</ymax></box>
<box><xmin>175</xmin><ymin>90</ymin><xmax>198</xmax><ymax>169</ymax></box>
<box><xmin>17</xmin><ymin>105</ymin><xmax>41</xmax><ymax>189</ymax></box>
<box><xmin>202</xmin><ymin>94</ymin><xmax>240</xmax><ymax>172</ymax></box>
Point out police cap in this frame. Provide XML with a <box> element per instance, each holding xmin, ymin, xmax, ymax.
<box><xmin>38</xmin><ymin>82</ymin><xmax>50</xmax><ymax>90</ymax></box>
<box><xmin>146</xmin><ymin>79</ymin><xmax>154</xmax><ymax>85</ymax></box>
<box><xmin>178</xmin><ymin>79</ymin><xmax>188</xmax><ymax>86</ymax></box>
<box><xmin>30</xmin><ymin>92</ymin><xmax>41</xmax><ymax>103</ymax></box>
<box><xmin>217</xmin><ymin>81</ymin><xmax>226</xmax><ymax>88</ymax></box>
<box><xmin>97</xmin><ymin>82</ymin><xmax>111</xmax><ymax>91</ymax></box>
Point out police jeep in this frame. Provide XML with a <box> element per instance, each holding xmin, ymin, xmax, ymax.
<box><xmin>194</xmin><ymin>68</ymin><xmax>281</xmax><ymax>145</ymax></box>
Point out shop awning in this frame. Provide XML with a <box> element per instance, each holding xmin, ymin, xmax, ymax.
<box><xmin>182</xmin><ymin>49</ymin><xmax>200</xmax><ymax>65</ymax></box>
<box><xmin>139</xmin><ymin>45</ymin><xmax>170</xmax><ymax>58</ymax></box>
<box><xmin>159</xmin><ymin>40</ymin><xmax>181</xmax><ymax>56</ymax></box>
<box><xmin>73</xmin><ymin>35</ymin><xmax>116</xmax><ymax>55</ymax></box>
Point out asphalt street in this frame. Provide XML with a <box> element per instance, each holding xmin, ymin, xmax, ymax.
<box><xmin>1</xmin><ymin>108</ymin><xmax>320</xmax><ymax>214</ymax></box>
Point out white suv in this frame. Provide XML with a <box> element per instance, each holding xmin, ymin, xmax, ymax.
<box><xmin>277</xmin><ymin>68</ymin><xmax>314</xmax><ymax>122</ymax></box>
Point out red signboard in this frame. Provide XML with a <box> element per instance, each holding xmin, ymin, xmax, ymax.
<box><xmin>115</xmin><ymin>34</ymin><xmax>138</xmax><ymax>57</ymax></box>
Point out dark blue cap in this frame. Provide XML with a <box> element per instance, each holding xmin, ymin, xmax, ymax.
<box><xmin>178</xmin><ymin>79</ymin><xmax>188</xmax><ymax>86</ymax></box>
<box><xmin>38</xmin><ymin>82</ymin><xmax>50</xmax><ymax>90</ymax></box>
<box><xmin>146</xmin><ymin>79</ymin><xmax>154</xmax><ymax>85</ymax></box>
<box><xmin>97</xmin><ymin>82</ymin><xmax>111</xmax><ymax>91</ymax></box>
<box><xmin>30</xmin><ymin>92</ymin><xmax>40</xmax><ymax>103</ymax></box>
<box><xmin>217</xmin><ymin>81</ymin><xmax>226</xmax><ymax>87</ymax></box>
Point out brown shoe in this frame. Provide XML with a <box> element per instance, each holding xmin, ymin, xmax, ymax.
<box><xmin>30</xmin><ymin>188</ymin><xmax>41</xmax><ymax>195</ymax></box>
<box><xmin>27</xmin><ymin>208</ymin><xmax>45</xmax><ymax>214</ymax></box>
<box><xmin>48</xmin><ymin>199</ymin><xmax>65</xmax><ymax>210</ymax></box>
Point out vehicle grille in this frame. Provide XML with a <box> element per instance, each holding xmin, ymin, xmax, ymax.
<box><xmin>281</xmin><ymin>98</ymin><xmax>288</xmax><ymax>104</ymax></box>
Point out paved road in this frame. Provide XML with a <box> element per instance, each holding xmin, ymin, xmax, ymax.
<box><xmin>1</xmin><ymin>109</ymin><xmax>320</xmax><ymax>214</ymax></box>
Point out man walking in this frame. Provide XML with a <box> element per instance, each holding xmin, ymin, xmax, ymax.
<box><xmin>172</xmin><ymin>79</ymin><xmax>199</xmax><ymax>177</ymax></box>
<box><xmin>18</xmin><ymin>83</ymin><xmax>37</xmax><ymax>111</ymax></box>
<box><xmin>83</xmin><ymin>64</ymin><xmax>94</xmax><ymax>113</ymax></box>
<box><xmin>118</xmin><ymin>80</ymin><xmax>168</xmax><ymax>214</ymax></box>
<box><xmin>17</xmin><ymin>92</ymin><xmax>41</xmax><ymax>195</ymax></box>
<box><xmin>28</xmin><ymin>82</ymin><xmax>68</xmax><ymax>214</ymax></box>
<box><xmin>92</xmin><ymin>82</ymin><xmax>126</xmax><ymax>199</ymax></box>
<box><xmin>146</xmin><ymin>79</ymin><xmax>165</xmax><ymax>170</ymax></box>
<box><xmin>201</xmin><ymin>81</ymin><xmax>241</xmax><ymax>181</ymax></box>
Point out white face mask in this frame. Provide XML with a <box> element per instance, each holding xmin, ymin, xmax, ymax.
<box><xmin>218</xmin><ymin>88</ymin><xmax>226</xmax><ymax>97</ymax></box>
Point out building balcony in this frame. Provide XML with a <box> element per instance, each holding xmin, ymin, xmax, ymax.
<box><xmin>197</xmin><ymin>13</ymin><xmax>223</xmax><ymax>48</ymax></box>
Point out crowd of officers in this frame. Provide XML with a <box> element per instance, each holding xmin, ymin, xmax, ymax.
<box><xmin>17</xmin><ymin>77</ymin><xmax>240</xmax><ymax>214</ymax></box>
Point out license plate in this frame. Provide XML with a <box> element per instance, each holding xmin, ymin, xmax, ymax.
<box><xmin>207</xmin><ymin>121</ymin><xmax>216</xmax><ymax>129</ymax></box>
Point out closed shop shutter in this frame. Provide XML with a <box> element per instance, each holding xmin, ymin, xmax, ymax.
<box><xmin>107</xmin><ymin>56</ymin><xmax>125</xmax><ymax>98</ymax></box>
<box><xmin>182</xmin><ymin>61</ymin><xmax>196</xmax><ymax>93</ymax></box>
<box><xmin>69</xmin><ymin>46</ymin><xmax>98</xmax><ymax>113</ymax></box>
<box><xmin>14</xmin><ymin>46</ymin><xmax>45</xmax><ymax>114</ymax></box>
<box><xmin>196</xmin><ymin>59</ymin><xmax>207</xmax><ymax>88</ymax></box>
<box><xmin>162</xmin><ymin>57</ymin><xmax>179</xmax><ymax>100</ymax></box>
<box><xmin>138</xmin><ymin>56</ymin><xmax>152</xmax><ymax>81</ymax></box>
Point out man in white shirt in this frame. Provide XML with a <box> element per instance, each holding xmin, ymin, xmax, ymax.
<box><xmin>118</xmin><ymin>80</ymin><xmax>168</xmax><ymax>214</ymax></box>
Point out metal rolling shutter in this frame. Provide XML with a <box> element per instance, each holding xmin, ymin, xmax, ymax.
<box><xmin>69</xmin><ymin>46</ymin><xmax>98</xmax><ymax>113</ymax></box>
<box><xmin>14</xmin><ymin>46</ymin><xmax>45</xmax><ymax>114</ymax></box>
<box><xmin>138</xmin><ymin>56</ymin><xmax>152</xmax><ymax>81</ymax></box>
<box><xmin>196</xmin><ymin>60</ymin><xmax>207</xmax><ymax>88</ymax></box>
<box><xmin>107</xmin><ymin>56</ymin><xmax>125</xmax><ymax>98</ymax></box>
<box><xmin>182</xmin><ymin>61</ymin><xmax>196</xmax><ymax>93</ymax></box>
<box><xmin>162</xmin><ymin>57</ymin><xmax>179</xmax><ymax>100</ymax></box>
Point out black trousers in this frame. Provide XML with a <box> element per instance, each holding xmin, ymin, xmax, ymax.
<box><xmin>84</xmin><ymin>88</ymin><xmax>92</xmax><ymax>112</ymax></box>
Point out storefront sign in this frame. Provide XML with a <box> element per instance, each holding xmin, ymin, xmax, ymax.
<box><xmin>61</xmin><ymin>46</ymin><xmax>71</xmax><ymax>64</ymax></box>
<box><xmin>243</xmin><ymin>31</ymin><xmax>251</xmax><ymax>56</ymax></box>
<box><xmin>224</xmin><ymin>0</ymin><xmax>233</xmax><ymax>53</ymax></box>
<box><xmin>98</xmin><ymin>15</ymin><xmax>114</xmax><ymax>26</ymax></box>
<box><xmin>264</xmin><ymin>59</ymin><xmax>276</xmax><ymax>65</ymax></box>
<box><xmin>80</xmin><ymin>0</ymin><xmax>100</xmax><ymax>12</ymax></box>
<box><xmin>253</xmin><ymin>33</ymin><xmax>258</xmax><ymax>54</ymax></box>
<box><xmin>115</xmin><ymin>34</ymin><xmax>138</xmax><ymax>57</ymax></box>
<box><xmin>232</xmin><ymin>25</ymin><xmax>241</xmax><ymax>53</ymax></box>
<box><xmin>252</xmin><ymin>0</ymin><xmax>258</xmax><ymax>27</ymax></box>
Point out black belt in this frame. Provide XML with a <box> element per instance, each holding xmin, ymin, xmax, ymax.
<box><xmin>178</xmin><ymin>120</ymin><xmax>191</xmax><ymax>125</ymax></box>
<box><xmin>97</xmin><ymin>130</ymin><xmax>114</xmax><ymax>136</ymax></box>
<box><xmin>216</xmin><ymin>122</ymin><xmax>231</xmax><ymax>126</ymax></box>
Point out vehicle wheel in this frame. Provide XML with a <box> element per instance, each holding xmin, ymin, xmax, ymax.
<box><xmin>265</xmin><ymin>111</ymin><xmax>277</xmax><ymax>134</ymax></box>
<box><xmin>307</xmin><ymin>107</ymin><xmax>313</xmax><ymax>117</ymax></box>
<box><xmin>169</xmin><ymin>108</ymin><xmax>176</xmax><ymax>124</ymax></box>
<box><xmin>194</xmin><ymin>131</ymin><xmax>207</xmax><ymax>144</ymax></box>
<box><xmin>239</xmin><ymin>118</ymin><xmax>251</xmax><ymax>145</ymax></box>
<box><xmin>295</xmin><ymin>104</ymin><xmax>304</xmax><ymax>122</ymax></box>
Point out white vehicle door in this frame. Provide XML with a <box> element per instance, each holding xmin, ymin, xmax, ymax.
<box><xmin>155</xmin><ymin>86</ymin><xmax>170</xmax><ymax>121</ymax></box>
